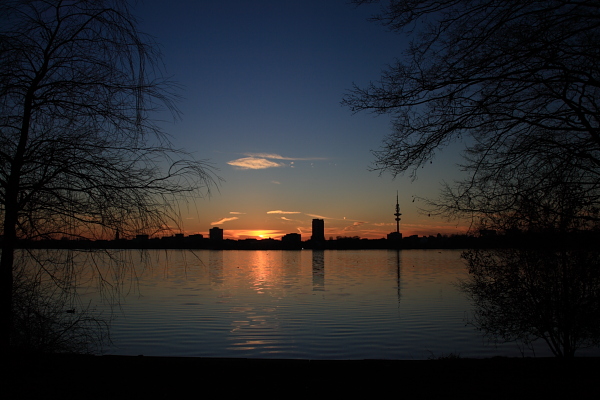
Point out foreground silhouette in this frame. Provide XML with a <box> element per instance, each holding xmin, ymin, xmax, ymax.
<box><xmin>0</xmin><ymin>0</ymin><xmax>215</xmax><ymax>354</ymax></box>
<box><xmin>462</xmin><ymin>243</ymin><xmax>600</xmax><ymax>358</ymax></box>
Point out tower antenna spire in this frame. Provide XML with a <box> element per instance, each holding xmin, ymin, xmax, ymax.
<box><xmin>394</xmin><ymin>191</ymin><xmax>402</xmax><ymax>234</ymax></box>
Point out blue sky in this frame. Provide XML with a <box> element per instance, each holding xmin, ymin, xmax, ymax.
<box><xmin>134</xmin><ymin>0</ymin><xmax>468</xmax><ymax>239</ymax></box>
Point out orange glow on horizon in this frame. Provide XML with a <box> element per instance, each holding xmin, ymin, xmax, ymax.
<box><xmin>225</xmin><ymin>229</ymin><xmax>286</xmax><ymax>240</ymax></box>
<box><xmin>183</xmin><ymin>225</ymin><xmax>469</xmax><ymax>241</ymax></box>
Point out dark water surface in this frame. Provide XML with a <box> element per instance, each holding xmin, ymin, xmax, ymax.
<box><xmin>84</xmin><ymin>249</ymin><xmax>597</xmax><ymax>359</ymax></box>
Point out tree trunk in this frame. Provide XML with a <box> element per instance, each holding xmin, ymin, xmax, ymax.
<box><xmin>1</xmin><ymin>88</ymin><xmax>34</xmax><ymax>353</ymax></box>
<box><xmin>0</xmin><ymin>216</ymin><xmax>16</xmax><ymax>355</ymax></box>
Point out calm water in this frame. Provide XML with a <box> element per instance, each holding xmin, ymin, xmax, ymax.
<box><xmin>80</xmin><ymin>249</ymin><xmax>594</xmax><ymax>359</ymax></box>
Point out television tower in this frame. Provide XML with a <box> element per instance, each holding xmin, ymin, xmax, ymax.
<box><xmin>394</xmin><ymin>191</ymin><xmax>402</xmax><ymax>234</ymax></box>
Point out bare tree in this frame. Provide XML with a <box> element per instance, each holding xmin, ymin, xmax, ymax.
<box><xmin>451</xmin><ymin>152</ymin><xmax>600</xmax><ymax>357</ymax></box>
<box><xmin>433</xmin><ymin>150</ymin><xmax>600</xmax><ymax>233</ymax></box>
<box><xmin>344</xmin><ymin>1</ymin><xmax>600</xmax><ymax>357</ymax></box>
<box><xmin>0</xmin><ymin>0</ymin><xmax>216</xmax><ymax>352</ymax></box>
<box><xmin>11</xmin><ymin>251</ymin><xmax>110</xmax><ymax>354</ymax></box>
<box><xmin>462</xmin><ymin>245</ymin><xmax>600</xmax><ymax>358</ymax></box>
<box><xmin>344</xmin><ymin>0</ymin><xmax>600</xmax><ymax>186</ymax></box>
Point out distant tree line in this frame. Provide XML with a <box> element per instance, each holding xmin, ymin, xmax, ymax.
<box><xmin>10</xmin><ymin>230</ymin><xmax>599</xmax><ymax>250</ymax></box>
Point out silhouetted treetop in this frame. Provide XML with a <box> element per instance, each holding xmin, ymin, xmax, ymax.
<box><xmin>345</xmin><ymin>0</ymin><xmax>600</xmax><ymax>178</ymax></box>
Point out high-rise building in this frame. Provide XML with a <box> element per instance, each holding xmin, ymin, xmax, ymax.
<box><xmin>311</xmin><ymin>219</ymin><xmax>325</xmax><ymax>242</ymax></box>
<box><xmin>209</xmin><ymin>226</ymin><xmax>223</xmax><ymax>241</ymax></box>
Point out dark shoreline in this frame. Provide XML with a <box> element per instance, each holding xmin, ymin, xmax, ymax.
<box><xmin>18</xmin><ymin>229</ymin><xmax>600</xmax><ymax>250</ymax></box>
<box><xmin>6</xmin><ymin>354</ymin><xmax>598</xmax><ymax>398</ymax></box>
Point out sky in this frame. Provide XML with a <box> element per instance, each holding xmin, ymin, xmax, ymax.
<box><xmin>133</xmin><ymin>0</ymin><xmax>469</xmax><ymax>240</ymax></box>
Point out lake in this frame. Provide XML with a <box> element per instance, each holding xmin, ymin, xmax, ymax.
<box><xmin>81</xmin><ymin>249</ymin><xmax>596</xmax><ymax>359</ymax></box>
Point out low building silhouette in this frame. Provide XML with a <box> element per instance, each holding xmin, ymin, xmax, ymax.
<box><xmin>282</xmin><ymin>233</ymin><xmax>302</xmax><ymax>249</ymax></box>
<box><xmin>282</xmin><ymin>233</ymin><xmax>301</xmax><ymax>242</ymax></box>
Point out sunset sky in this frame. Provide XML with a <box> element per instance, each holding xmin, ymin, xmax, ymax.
<box><xmin>135</xmin><ymin>0</ymin><xmax>469</xmax><ymax>240</ymax></box>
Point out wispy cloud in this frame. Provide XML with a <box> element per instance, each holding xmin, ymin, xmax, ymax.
<box><xmin>211</xmin><ymin>217</ymin><xmax>238</xmax><ymax>225</ymax></box>
<box><xmin>280</xmin><ymin>216</ymin><xmax>305</xmax><ymax>223</ymax></box>
<box><xmin>267</xmin><ymin>210</ymin><xmax>301</xmax><ymax>214</ymax></box>
<box><xmin>227</xmin><ymin>157</ymin><xmax>285</xmax><ymax>170</ymax></box>
<box><xmin>227</xmin><ymin>153</ymin><xmax>327</xmax><ymax>170</ymax></box>
<box><xmin>246</xmin><ymin>153</ymin><xmax>326</xmax><ymax>161</ymax></box>
<box><xmin>271</xmin><ymin>181</ymin><xmax>281</xmax><ymax>185</ymax></box>
<box><xmin>229</xmin><ymin>211</ymin><xmax>245</xmax><ymax>215</ymax></box>
<box><xmin>343</xmin><ymin>221</ymin><xmax>367</xmax><ymax>231</ymax></box>
<box><xmin>305</xmin><ymin>213</ymin><xmax>332</xmax><ymax>219</ymax></box>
